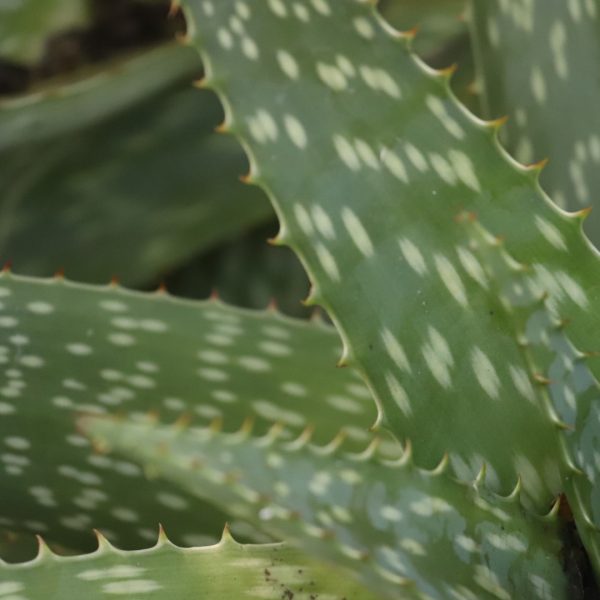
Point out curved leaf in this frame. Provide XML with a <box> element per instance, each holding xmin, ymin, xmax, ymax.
<box><xmin>0</xmin><ymin>272</ymin><xmax>377</xmax><ymax>552</ymax></box>
<box><xmin>82</xmin><ymin>415</ymin><xmax>570</xmax><ymax>600</ymax></box>
<box><xmin>0</xmin><ymin>528</ymin><xmax>376</xmax><ymax>599</ymax></box>
<box><xmin>0</xmin><ymin>44</ymin><xmax>272</xmax><ymax>285</ymax></box>
<box><xmin>179</xmin><ymin>0</ymin><xmax>600</xmax><ymax>566</ymax></box>
<box><xmin>470</xmin><ymin>0</ymin><xmax>600</xmax><ymax>244</ymax></box>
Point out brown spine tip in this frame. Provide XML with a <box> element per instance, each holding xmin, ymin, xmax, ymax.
<box><xmin>2</xmin><ymin>260</ymin><xmax>12</xmax><ymax>273</ymax></box>
<box><xmin>266</xmin><ymin>298</ymin><xmax>278</xmax><ymax>312</ymax></box>
<box><xmin>572</xmin><ymin>205</ymin><xmax>593</xmax><ymax>221</ymax></box>
<box><xmin>215</xmin><ymin>122</ymin><xmax>230</xmax><ymax>134</ymax></box>
<box><xmin>209</xmin><ymin>288</ymin><xmax>220</xmax><ymax>301</ymax></box>
<box><xmin>533</xmin><ymin>372</ymin><xmax>552</xmax><ymax>385</ymax></box>
<box><xmin>402</xmin><ymin>26</ymin><xmax>420</xmax><ymax>40</ymax></box>
<box><xmin>168</xmin><ymin>0</ymin><xmax>181</xmax><ymax>17</ymax></box>
<box><xmin>525</xmin><ymin>157</ymin><xmax>550</xmax><ymax>172</ymax></box>
<box><xmin>157</xmin><ymin>281</ymin><xmax>168</xmax><ymax>294</ymax></box>
<box><xmin>54</xmin><ymin>267</ymin><xmax>65</xmax><ymax>280</ymax></box>
<box><xmin>438</xmin><ymin>63</ymin><xmax>458</xmax><ymax>79</ymax></box>
<box><xmin>487</xmin><ymin>114</ymin><xmax>509</xmax><ymax>130</ymax></box>
<box><xmin>109</xmin><ymin>275</ymin><xmax>120</xmax><ymax>287</ymax></box>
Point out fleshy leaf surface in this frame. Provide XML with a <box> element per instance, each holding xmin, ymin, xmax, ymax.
<box><xmin>179</xmin><ymin>0</ymin><xmax>600</xmax><ymax>564</ymax></box>
<box><xmin>0</xmin><ymin>272</ymin><xmax>376</xmax><ymax>552</ymax></box>
<box><xmin>0</xmin><ymin>528</ymin><xmax>375</xmax><ymax>599</ymax></box>
<box><xmin>470</xmin><ymin>0</ymin><xmax>600</xmax><ymax>243</ymax></box>
<box><xmin>82</xmin><ymin>415</ymin><xmax>570</xmax><ymax>600</ymax></box>
<box><xmin>0</xmin><ymin>44</ymin><xmax>271</xmax><ymax>285</ymax></box>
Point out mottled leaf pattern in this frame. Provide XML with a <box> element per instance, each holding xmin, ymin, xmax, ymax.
<box><xmin>0</xmin><ymin>273</ymin><xmax>377</xmax><ymax>553</ymax></box>
<box><xmin>470</xmin><ymin>0</ymin><xmax>600</xmax><ymax>242</ymax></box>
<box><xmin>82</xmin><ymin>416</ymin><xmax>569</xmax><ymax>600</ymax></box>
<box><xmin>179</xmin><ymin>0</ymin><xmax>600</xmax><ymax>568</ymax></box>
<box><xmin>0</xmin><ymin>528</ymin><xmax>375</xmax><ymax>599</ymax></box>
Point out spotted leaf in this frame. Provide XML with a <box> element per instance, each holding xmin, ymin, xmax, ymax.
<box><xmin>0</xmin><ymin>526</ymin><xmax>375</xmax><ymax>599</ymax></box>
<box><xmin>470</xmin><ymin>0</ymin><xmax>600</xmax><ymax>243</ymax></box>
<box><xmin>0</xmin><ymin>272</ymin><xmax>378</xmax><ymax>553</ymax></box>
<box><xmin>81</xmin><ymin>415</ymin><xmax>569</xmax><ymax>600</ymax></box>
<box><xmin>179</xmin><ymin>0</ymin><xmax>600</xmax><ymax>567</ymax></box>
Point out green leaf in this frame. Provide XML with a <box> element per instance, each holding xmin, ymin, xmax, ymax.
<box><xmin>0</xmin><ymin>271</ymin><xmax>377</xmax><ymax>553</ymax></box>
<box><xmin>469</xmin><ymin>0</ymin><xmax>600</xmax><ymax>244</ymax></box>
<box><xmin>82</xmin><ymin>415</ymin><xmax>570</xmax><ymax>600</ymax></box>
<box><xmin>179</xmin><ymin>0</ymin><xmax>600</xmax><ymax>567</ymax></box>
<box><xmin>0</xmin><ymin>528</ymin><xmax>376</xmax><ymax>599</ymax></box>
<box><xmin>380</xmin><ymin>0</ymin><xmax>466</xmax><ymax>58</ymax></box>
<box><xmin>0</xmin><ymin>0</ymin><xmax>89</xmax><ymax>64</ymax></box>
<box><xmin>0</xmin><ymin>44</ymin><xmax>271</xmax><ymax>285</ymax></box>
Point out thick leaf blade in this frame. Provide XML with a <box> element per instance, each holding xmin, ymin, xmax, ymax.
<box><xmin>0</xmin><ymin>272</ymin><xmax>376</xmax><ymax>552</ymax></box>
<box><xmin>0</xmin><ymin>44</ymin><xmax>272</xmax><ymax>285</ymax></box>
<box><xmin>0</xmin><ymin>529</ymin><xmax>376</xmax><ymax>599</ymax></box>
<box><xmin>470</xmin><ymin>0</ymin><xmax>600</xmax><ymax>243</ymax></box>
<box><xmin>179</xmin><ymin>0</ymin><xmax>600</xmax><ymax>564</ymax></box>
<box><xmin>82</xmin><ymin>415</ymin><xmax>570</xmax><ymax>600</ymax></box>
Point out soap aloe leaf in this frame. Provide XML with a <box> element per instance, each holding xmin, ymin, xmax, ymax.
<box><xmin>469</xmin><ymin>0</ymin><xmax>600</xmax><ymax>244</ymax></box>
<box><xmin>0</xmin><ymin>271</ymin><xmax>375</xmax><ymax>552</ymax></box>
<box><xmin>178</xmin><ymin>0</ymin><xmax>600</xmax><ymax>567</ymax></box>
<box><xmin>0</xmin><ymin>44</ymin><xmax>272</xmax><ymax>286</ymax></box>
<box><xmin>0</xmin><ymin>527</ymin><xmax>376</xmax><ymax>599</ymax></box>
<box><xmin>81</xmin><ymin>414</ymin><xmax>570</xmax><ymax>600</ymax></box>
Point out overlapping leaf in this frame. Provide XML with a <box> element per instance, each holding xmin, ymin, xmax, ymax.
<box><xmin>0</xmin><ymin>272</ymin><xmax>377</xmax><ymax>553</ymax></box>
<box><xmin>0</xmin><ymin>527</ymin><xmax>375</xmax><ymax>599</ymax></box>
<box><xmin>470</xmin><ymin>0</ymin><xmax>600</xmax><ymax>244</ymax></box>
<box><xmin>0</xmin><ymin>44</ymin><xmax>271</xmax><ymax>285</ymax></box>
<box><xmin>179</xmin><ymin>0</ymin><xmax>600</xmax><ymax>568</ymax></box>
<box><xmin>0</xmin><ymin>0</ymin><xmax>89</xmax><ymax>64</ymax></box>
<box><xmin>82</xmin><ymin>415</ymin><xmax>569</xmax><ymax>599</ymax></box>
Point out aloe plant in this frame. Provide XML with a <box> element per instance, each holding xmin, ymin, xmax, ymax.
<box><xmin>1</xmin><ymin>0</ymin><xmax>600</xmax><ymax>597</ymax></box>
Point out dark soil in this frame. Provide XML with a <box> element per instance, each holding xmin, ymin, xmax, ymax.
<box><xmin>0</xmin><ymin>0</ymin><xmax>185</xmax><ymax>95</ymax></box>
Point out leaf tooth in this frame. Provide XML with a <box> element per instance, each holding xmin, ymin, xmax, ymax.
<box><xmin>428</xmin><ymin>452</ymin><xmax>450</xmax><ymax>476</ymax></box>
<box><xmin>336</xmin><ymin>340</ymin><xmax>353</xmax><ymax>368</ymax></box>
<box><xmin>93</xmin><ymin>529</ymin><xmax>116</xmax><ymax>553</ymax></box>
<box><xmin>301</xmin><ymin>284</ymin><xmax>322</xmax><ymax>307</ymax></box>
<box><xmin>558</xmin><ymin>436</ymin><xmax>585</xmax><ymax>476</ymax></box>
<box><xmin>542</xmin><ymin>495</ymin><xmax>562</xmax><ymax>522</ymax></box>
<box><xmin>522</xmin><ymin>157</ymin><xmax>550</xmax><ymax>181</ymax></box>
<box><xmin>237</xmin><ymin>415</ymin><xmax>255</xmax><ymax>438</ymax></box>
<box><xmin>1</xmin><ymin>260</ymin><xmax>12</xmax><ymax>274</ymax></box>
<box><xmin>256</xmin><ymin>421</ymin><xmax>286</xmax><ymax>447</ymax></box>
<box><xmin>380</xmin><ymin>438</ymin><xmax>412</xmax><ymax>469</ymax></box>
<box><xmin>504</xmin><ymin>476</ymin><xmax>522</xmax><ymax>504</ymax></box>
<box><xmin>312</xmin><ymin>429</ymin><xmax>347</xmax><ymax>456</ymax></box>
<box><xmin>436</xmin><ymin>63</ymin><xmax>458</xmax><ymax>83</ymax></box>
<box><xmin>571</xmin><ymin>205</ymin><xmax>593</xmax><ymax>223</ymax></box>
<box><xmin>473</xmin><ymin>462</ymin><xmax>487</xmax><ymax>489</ymax></box>
<box><xmin>285</xmin><ymin>424</ymin><xmax>315</xmax><ymax>451</ymax></box>
<box><xmin>156</xmin><ymin>523</ymin><xmax>171</xmax><ymax>547</ymax></box>
<box><xmin>218</xmin><ymin>522</ymin><xmax>238</xmax><ymax>546</ymax></box>
<box><xmin>168</xmin><ymin>0</ymin><xmax>181</xmax><ymax>18</ymax></box>
<box><xmin>483</xmin><ymin>114</ymin><xmax>509</xmax><ymax>134</ymax></box>
<box><xmin>35</xmin><ymin>535</ymin><xmax>54</xmax><ymax>560</ymax></box>
<box><xmin>208</xmin><ymin>416</ymin><xmax>223</xmax><ymax>433</ymax></box>
<box><xmin>348</xmin><ymin>436</ymin><xmax>380</xmax><ymax>462</ymax></box>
